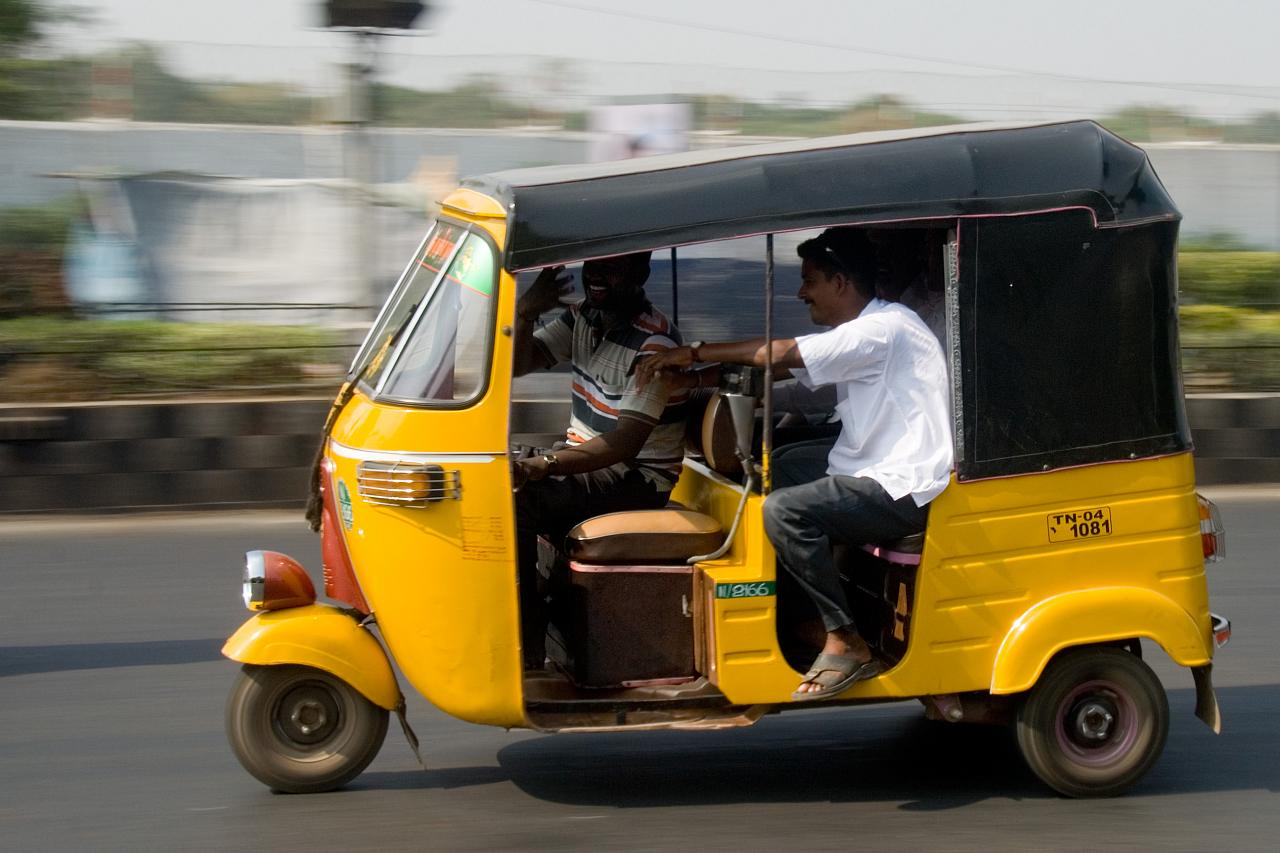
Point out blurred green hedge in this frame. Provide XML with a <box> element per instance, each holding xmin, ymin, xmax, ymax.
<box><xmin>1179</xmin><ymin>304</ymin><xmax>1280</xmax><ymax>390</ymax></box>
<box><xmin>1179</xmin><ymin>252</ymin><xmax>1280</xmax><ymax>308</ymax></box>
<box><xmin>0</xmin><ymin>317</ymin><xmax>347</xmax><ymax>402</ymax></box>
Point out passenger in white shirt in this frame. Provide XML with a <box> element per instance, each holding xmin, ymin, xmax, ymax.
<box><xmin>636</xmin><ymin>228</ymin><xmax>953</xmax><ymax>701</ymax></box>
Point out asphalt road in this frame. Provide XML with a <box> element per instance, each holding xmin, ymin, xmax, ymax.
<box><xmin>2</xmin><ymin>489</ymin><xmax>1277</xmax><ymax>852</ymax></box>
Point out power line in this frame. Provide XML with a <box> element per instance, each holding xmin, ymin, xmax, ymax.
<box><xmin>527</xmin><ymin>0</ymin><xmax>1280</xmax><ymax>103</ymax></box>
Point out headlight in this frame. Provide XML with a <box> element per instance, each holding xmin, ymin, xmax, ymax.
<box><xmin>243</xmin><ymin>551</ymin><xmax>266</xmax><ymax>610</ymax></box>
<box><xmin>241</xmin><ymin>550</ymin><xmax>316</xmax><ymax>612</ymax></box>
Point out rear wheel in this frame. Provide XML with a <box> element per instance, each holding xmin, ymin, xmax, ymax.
<box><xmin>226</xmin><ymin>664</ymin><xmax>388</xmax><ymax>794</ymax></box>
<box><xmin>1014</xmin><ymin>647</ymin><xmax>1168</xmax><ymax>798</ymax></box>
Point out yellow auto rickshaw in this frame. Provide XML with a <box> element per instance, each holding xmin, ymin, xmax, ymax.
<box><xmin>223</xmin><ymin>120</ymin><xmax>1231</xmax><ymax>798</ymax></box>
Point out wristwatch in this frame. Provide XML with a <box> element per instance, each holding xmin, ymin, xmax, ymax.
<box><xmin>688</xmin><ymin>340</ymin><xmax>705</xmax><ymax>362</ymax></box>
<box><xmin>541</xmin><ymin>453</ymin><xmax>560</xmax><ymax>476</ymax></box>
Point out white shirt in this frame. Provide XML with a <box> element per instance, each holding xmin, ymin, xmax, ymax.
<box><xmin>792</xmin><ymin>298</ymin><xmax>954</xmax><ymax>507</ymax></box>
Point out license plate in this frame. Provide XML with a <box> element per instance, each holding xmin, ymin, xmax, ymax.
<box><xmin>1047</xmin><ymin>507</ymin><xmax>1113</xmax><ymax>542</ymax></box>
<box><xmin>715</xmin><ymin>581</ymin><xmax>776</xmax><ymax>599</ymax></box>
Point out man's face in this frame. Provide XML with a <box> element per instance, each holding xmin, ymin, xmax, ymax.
<box><xmin>581</xmin><ymin>257</ymin><xmax>642</xmax><ymax>311</ymax></box>
<box><xmin>798</xmin><ymin>258</ymin><xmax>847</xmax><ymax>327</ymax></box>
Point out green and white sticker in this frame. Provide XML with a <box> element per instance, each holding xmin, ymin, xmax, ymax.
<box><xmin>336</xmin><ymin>479</ymin><xmax>354</xmax><ymax>530</ymax></box>
<box><xmin>715</xmin><ymin>581</ymin><xmax>776</xmax><ymax>599</ymax></box>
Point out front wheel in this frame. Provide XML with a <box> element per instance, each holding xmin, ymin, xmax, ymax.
<box><xmin>226</xmin><ymin>664</ymin><xmax>388</xmax><ymax>794</ymax></box>
<box><xmin>1014</xmin><ymin>646</ymin><xmax>1168</xmax><ymax>798</ymax></box>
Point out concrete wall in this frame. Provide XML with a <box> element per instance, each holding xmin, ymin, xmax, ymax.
<box><xmin>0</xmin><ymin>121</ymin><xmax>591</xmax><ymax>208</ymax></box>
<box><xmin>0</xmin><ymin>396</ymin><xmax>1274</xmax><ymax>513</ymax></box>
<box><xmin>1146</xmin><ymin>144</ymin><xmax>1280</xmax><ymax>249</ymax></box>
<box><xmin>3</xmin><ymin>121</ymin><xmax>1279</xmax><ymax>249</ymax></box>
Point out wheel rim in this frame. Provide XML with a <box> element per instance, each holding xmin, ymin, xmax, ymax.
<box><xmin>1053</xmin><ymin>679</ymin><xmax>1139</xmax><ymax>767</ymax></box>
<box><xmin>271</xmin><ymin>680</ymin><xmax>344</xmax><ymax>749</ymax></box>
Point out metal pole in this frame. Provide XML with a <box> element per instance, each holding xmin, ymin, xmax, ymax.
<box><xmin>670</xmin><ymin>246</ymin><xmax>679</xmax><ymax>325</ymax></box>
<box><xmin>762</xmin><ymin>234</ymin><xmax>774</xmax><ymax>494</ymax></box>
<box><xmin>348</xmin><ymin>30</ymin><xmax>379</xmax><ymax>321</ymax></box>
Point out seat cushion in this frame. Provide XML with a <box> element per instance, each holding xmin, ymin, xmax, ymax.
<box><xmin>567</xmin><ymin>509</ymin><xmax>724</xmax><ymax>564</ymax></box>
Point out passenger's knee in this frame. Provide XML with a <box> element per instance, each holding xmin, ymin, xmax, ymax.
<box><xmin>762</xmin><ymin>490</ymin><xmax>798</xmax><ymax>540</ymax></box>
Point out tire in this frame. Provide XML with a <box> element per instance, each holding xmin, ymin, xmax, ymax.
<box><xmin>226</xmin><ymin>664</ymin><xmax>388</xmax><ymax>794</ymax></box>
<box><xmin>1014</xmin><ymin>646</ymin><xmax>1168</xmax><ymax>798</ymax></box>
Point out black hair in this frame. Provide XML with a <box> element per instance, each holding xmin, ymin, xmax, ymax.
<box><xmin>796</xmin><ymin>229</ymin><xmax>877</xmax><ymax>299</ymax></box>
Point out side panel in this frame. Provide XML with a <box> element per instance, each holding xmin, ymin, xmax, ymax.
<box><xmin>328</xmin><ymin>224</ymin><xmax>527</xmax><ymax>728</ymax></box>
<box><xmin>897</xmin><ymin>452</ymin><xmax>1211</xmax><ymax>696</ymax></box>
<box><xmin>680</xmin><ymin>453</ymin><xmax>1212</xmax><ymax>705</ymax></box>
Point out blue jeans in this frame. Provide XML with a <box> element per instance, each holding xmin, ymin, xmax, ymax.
<box><xmin>763</xmin><ymin>439</ymin><xmax>929</xmax><ymax>633</ymax></box>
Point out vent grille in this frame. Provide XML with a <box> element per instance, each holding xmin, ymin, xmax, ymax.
<box><xmin>356</xmin><ymin>461</ymin><xmax>460</xmax><ymax>507</ymax></box>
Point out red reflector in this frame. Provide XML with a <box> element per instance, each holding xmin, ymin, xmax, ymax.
<box><xmin>321</xmin><ymin>457</ymin><xmax>371</xmax><ymax>614</ymax></box>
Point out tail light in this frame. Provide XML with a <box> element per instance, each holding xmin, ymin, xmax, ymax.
<box><xmin>320</xmin><ymin>456</ymin><xmax>372</xmax><ymax>614</ymax></box>
<box><xmin>1197</xmin><ymin>493</ymin><xmax>1227</xmax><ymax>563</ymax></box>
<box><xmin>1211</xmin><ymin>613</ymin><xmax>1232</xmax><ymax>649</ymax></box>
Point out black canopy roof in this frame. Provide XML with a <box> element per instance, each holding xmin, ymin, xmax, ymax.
<box><xmin>462</xmin><ymin>120</ymin><xmax>1179</xmax><ymax>272</ymax></box>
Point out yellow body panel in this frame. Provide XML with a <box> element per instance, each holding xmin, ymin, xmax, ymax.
<box><xmin>326</xmin><ymin>207</ymin><xmax>525</xmax><ymax>728</ymax></box>
<box><xmin>677</xmin><ymin>452</ymin><xmax>1213</xmax><ymax>706</ymax></box>
<box><xmin>222</xmin><ymin>604</ymin><xmax>401</xmax><ymax>709</ymax></box>
<box><xmin>439</xmin><ymin>187</ymin><xmax>507</xmax><ymax>219</ymax></box>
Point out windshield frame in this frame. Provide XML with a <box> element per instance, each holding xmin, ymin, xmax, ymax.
<box><xmin>347</xmin><ymin>227</ymin><xmax>433</xmax><ymax>377</ymax></box>
<box><xmin>356</xmin><ymin>218</ymin><xmax>502</xmax><ymax>410</ymax></box>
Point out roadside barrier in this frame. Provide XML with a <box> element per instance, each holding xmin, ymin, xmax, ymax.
<box><xmin>0</xmin><ymin>396</ymin><xmax>1274</xmax><ymax>513</ymax></box>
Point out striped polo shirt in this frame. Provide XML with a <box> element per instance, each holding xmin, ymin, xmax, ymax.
<box><xmin>533</xmin><ymin>301</ymin><xmax>688</xmax><ymax>489</ymax></box>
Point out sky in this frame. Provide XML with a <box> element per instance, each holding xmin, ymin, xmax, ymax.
<box><xmin>51</xmin><ymin>0</ymin><xmax>1280</xmax><ymax>121</ymax></box>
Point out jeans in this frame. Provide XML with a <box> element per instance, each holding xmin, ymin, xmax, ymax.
<box><xmin>763</xmin><ymin>438</ymin><xmax>929</xmax><ymax>633</ymax></box>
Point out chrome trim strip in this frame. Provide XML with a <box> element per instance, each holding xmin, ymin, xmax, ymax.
<box><xmin>329</xmin><ymin>439</ymin><xmax>504</xmax><ymax>465</ymax></box>
<box><xmin>944</xmin><ymin>231</ymin><xmax>963</xmax><ymax>458</ymax></box>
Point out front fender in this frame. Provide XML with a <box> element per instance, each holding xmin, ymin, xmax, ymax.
<box><xmin>222</xmin><ymin>603</ymin><xmax>400</xmax><ymax>710</ymax></box>
<box><xmin>991</xmin><ymin>586</ymin><xmax>1211</xmax><ymax>695</ymax></box>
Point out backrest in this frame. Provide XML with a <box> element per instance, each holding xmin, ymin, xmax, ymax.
<box><xmin>699</xmin><ymin>392</ymin><xmax>742</xmax><ymax>477</ymax></box>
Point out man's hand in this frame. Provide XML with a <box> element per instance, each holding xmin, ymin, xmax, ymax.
<box><xmin>517</xmin><ymin>265</ymin><xmax>574</xmax><ymax>321</ymax></box>
<box><xmin>512</xmin><ymin>455</ymin><xmax>551</xmax><ymax>490</ymax></box>
<box><xmin>635</xmin><ymin>345</ymin><xmax>696</xmax><ymax>389</ymax></box>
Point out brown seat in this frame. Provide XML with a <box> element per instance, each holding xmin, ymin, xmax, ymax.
<box><xmin>567</xmin><ymin>509</ymin><xmax>723</xmax><ymax>564</ymax></box>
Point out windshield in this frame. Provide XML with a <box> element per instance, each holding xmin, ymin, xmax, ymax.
<box><xmin>370</xmin><ymin>226</ymin><xmax>498</xmax><ymax>404</ymax></box>
<box><xmin>351</xmin><ymin>221</ymin><xmax>464</xmax><ymax>382</ymax></box>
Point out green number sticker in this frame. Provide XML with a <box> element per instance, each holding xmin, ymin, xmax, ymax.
<box><xmin>715</xmin><ymin>581</ymin><xmax>776</xmax><ymax>599</ymax></box>
<box><xmin>336</xmin><ymin>479</ymin><xmax>354</xmax><ymax>530</ymax></box>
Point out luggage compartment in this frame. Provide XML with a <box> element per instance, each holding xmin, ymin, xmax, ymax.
<box><xmin>549</xmin><ymin>561</ymin><xmax>697</xmax><ymax>688</ymax></box>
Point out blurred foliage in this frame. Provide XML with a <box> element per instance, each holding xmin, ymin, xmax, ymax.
<box><xmin>123</xmin><ymin>44</ymin><xmax>318</xmax><ymax>124</ymax></box>
<box><xmin>0</xmin><ymin>0</ymin><xmax>89</xmax><ymax>117</ymax></box>
<box><xmin>1179</xmin><ymin>252</ymin><xmax>1280</xmax><ymax>308</ymax></box>
<box><xmin>374</xmin><ymin>74</ymin><xmax>558</xmax><ymax>128</ymax></box>
<box><xmin>722</xmin><ymin>95</ymin><xmax>965</xmax><ymax>137</ymax></box>
<box><xmin>1180</xmin><ymin>304</ymin><xmax>1280</xmax><ymax>390</ymax></box>
<box><xmin>0</xmin><ymin>194</ymin><xmax>83</xmax><ymax>316</ymax></box>
<box><xmin>1098</xmin><ymin>106</ymin><xmax>1223</xmax><ymax>143</ymax></box>
<box><xmin>0</xmin><ymin>317</ymin><xmax>344</xmax><ymax>401</ymax></box>
<box><xmin>1179</xmin><ymin>231</ymin><xmax>1260</xmax><ymax>252</ymax></box>
<box><xmin>0</xmin><ymin>0</ymin><xmax>54</xmax><ymax>55</ymax></box>
<box><xmin>2</xmin><ymin>38</ymin><xmax>1280</xmax><ymax>141</ymax></box>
